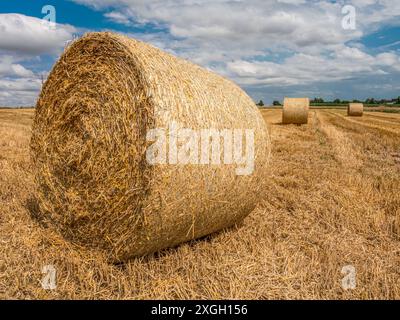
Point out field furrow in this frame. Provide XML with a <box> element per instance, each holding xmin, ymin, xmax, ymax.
<box><xmin>326</xmin><ymin>110</ymin><xmax>400</xmax><ymax>136</ymax></box>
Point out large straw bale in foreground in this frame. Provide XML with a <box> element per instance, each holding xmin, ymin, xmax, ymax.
<box><xmin>348</xmin><ymin>103</ymin><xmax>364</xmax><ymax>117</ymax></box>
<box><xmin>282</xmin><ymin>98</ymin><xmax>309</xmax><ymax>124</ymax></box>
<box><xmin>30</xmin><ymin>32</ymin><xmax>270</xmax><ymax>262</ymax></box>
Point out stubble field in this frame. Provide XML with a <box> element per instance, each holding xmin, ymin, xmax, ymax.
<box><xmin>0</xmin><ymin>108</ymin><xmax>399</xmax><ymax>299</ymax></box>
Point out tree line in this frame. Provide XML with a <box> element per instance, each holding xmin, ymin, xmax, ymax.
<box><xmin>256</xmin><ymin>97</ymin><xmax>400</xmax><ymax>107</ymax></box>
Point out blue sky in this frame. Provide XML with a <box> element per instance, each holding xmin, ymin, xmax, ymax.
<box><xmin>0</xmin><ymin>0</ymin><xmax>399</xmax><ymax>106</ymax></box>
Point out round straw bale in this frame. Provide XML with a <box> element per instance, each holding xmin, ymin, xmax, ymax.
<box><xmin>30</xmin><ymin>32</ymin><xmax>270</xmax><ymax>262</ymax></box>
<box><xmin>348</xmin><ymin>103</ymin><xmax>364</xmax><ymax>117</ymax></box>
<box><xmin>282</xmin><ymin>98</ymin><xmax>309</xmax><ymax>124</ymax></box>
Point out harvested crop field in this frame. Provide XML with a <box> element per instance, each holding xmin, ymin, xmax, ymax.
<box><xmin>0</xmin><ymin>107</ymin><xmax>399</xmax><ymax>299</ymax></box>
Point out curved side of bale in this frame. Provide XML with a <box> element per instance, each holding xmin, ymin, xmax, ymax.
<box><xmin>282</xmin><ymin>98</ymin><xmax>310</xmax><ymax>124</ymax></box>
<box><xmin>348</xmin><ymin>103</ymin><xmax>364</xmax><ymax>117</ymax></box>
<box><xmin>30</xmin><ymin>32</ymin><xmax>271</xmax><ymax>262</ymax></box>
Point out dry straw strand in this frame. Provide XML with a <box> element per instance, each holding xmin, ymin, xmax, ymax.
<box><xmin>348</xmin><ymin>103</ymin><xmax>364</xmax><ymax>117</ymax></box>
<box><xmin>282</xmin><ymin>97</ymin><xmax>310</xmax><ymax>124</ymax></box>
<box><xmin>30</xmin><ymin>32</ymin><xmax>270</xmax><ymax>262</ymax></box>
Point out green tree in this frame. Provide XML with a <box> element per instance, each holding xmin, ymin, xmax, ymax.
<box><xmin>365</xmin><ymin>98</ymin><xmax>377</xmax><ymax>104</ymax></box>
<box><xmin>256</xmin><ymin>100</ymin><xmax>264</xmax><ymax>107</ymax></box>
<box><xmin>273</xmin><ymin>100</ymin><xmax>281</xmax><ymax>106</ymax></box>
<box><xmin>312</xmin><ymin>97</ymin><xmax>324</xmax><ymax>103</ymax></box>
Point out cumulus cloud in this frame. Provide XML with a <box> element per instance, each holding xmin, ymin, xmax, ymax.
<box><xmin>2</xmin><ymin>1</ymin><xmax>400</xmax><ymax>105</ymax></box>
<box><xmin>0</xmin><ymin>14</ymin><xmax>78</xmax><ymax>106</ymax></box>
<box><xmin>0</xmin><ymin>13</ymin><xmax>76</xmax><ymax>55</ymax></box>
<box><xmin>0</xmin><ymin>53</ymin><xmax>42</xmax><ymax>106</ymax></box>
<box><xmin>70</xmin><ymin>0</ymin><xmax>400</xmax><ymax>94</ymax></box>
<box><xmin>0</xmin><ymin>56</ymin><xmax>34</xmax><ymax>78</ymax></box>
<box><xmin>72</xmin><ymin>0</ymin><xmax>360</xmax><ymax>54</ymax></box>
<box><xmin>0</xmin><ymin>78</ymin><xmax>42</xmax><ymax>106</ymax></box>
<box><xmin>225</xmin><ymin>47</ymin><xmax>396</xmax><ymax>87</ymax></box>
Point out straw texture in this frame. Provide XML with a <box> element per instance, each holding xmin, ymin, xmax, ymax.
<box><xmin>30</xmin><ymin>32</ymin><xmax>270</xmax><ymax>262</ymax></box>
<box><xmin>282</xmin><ymin>98</ymin><xmax>310</xmax><ymax>124</ymax></box>
<box><xmin>348</xmin><ymin>103</ymin><xmax>364</xmax><ymax>117</ymax></box>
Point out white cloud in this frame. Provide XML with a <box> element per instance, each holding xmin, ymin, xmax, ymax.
<box><xmin>0</xmin><ymin>78</ymin><xmax>41</xmax><ymax>106</ymax></box>
<box><xmin>0</xmin><ymin>78</ymin><xmax>40</xmax><ymax>92</ymax></box>
<box><xmin>2</xmin><ymin>1</ymin><xmax>400</xmax><ymax>105</ymax></box>
<box><xmin>0</xmin><ymin>55</ymin><xmax>34</xmax><ymax>78</ymax></box>
<box><xmin>70</xmin><ymin>0</ymin><xmax>400</xmax><ymax>90</ymax></box>
<box><xmin>225</xmin><ymin>46</ymin><xmax>396</xmax><ymax>87</ymax></box>
<box><xmin>0</xmin><ymin>13</ymin><xmax>76</xmax><ymax>55</ymax></box>
<box><xmin>0</xmin><ymin>54</ymin><xmax>40</xmax><ymax>106</ymax></box>
<box><xmin>0</xmin><ymin>13</ymin><xmax>78</xmax><ymax>106</ymax></box>
<box><xmin>104</xmin><ymin>11</ymin><xmax>132</xmax><ymax>25</ymax></box>
<box><xmin>376</xmin><ymin>52</ymin><xmax>400</xmax><ymax>71</ymax></box>
<box><xmin>73</xmin><ymin>0</ymin><xmax>361</xmax><ymax>54</ymax></box>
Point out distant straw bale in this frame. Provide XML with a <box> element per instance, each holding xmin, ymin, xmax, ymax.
<box><xmin>348</xmin><ymin>103</ymin><xmax>364</xmax><ymax>117</ymax></box>
<box><xmin>282</xmin><ymin>98</ymin><xmax>309</xmax><ymax>124</ymax></box>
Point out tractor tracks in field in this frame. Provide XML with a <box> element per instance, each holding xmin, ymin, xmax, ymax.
<box><xmin>351</xmin><ymin>114</ymin><xmax>400</xmax><ymax>132</ymax></box>
<box><xmin>364</xmin><ymin>112</ymin><xmax>400</xmax><ymax>123</ymax></box>
<box><xmin>314</xmin><ymin>111</ymin><xmax>363</xmax><ymax>170</ymax></box>
<box><xmin>326</xmin><ymin>111</ymin><xmax>400</xmax><ymax>136</ymax></box>
<box><xmin>320</xmin><ymin>110</ymin><xmax>400</xmax><ymax>172</ymax></box>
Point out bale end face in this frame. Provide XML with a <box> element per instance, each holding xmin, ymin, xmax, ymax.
<box><xmin>282</xmin><ymin>98</ymin><xmax>310</xmax><ymax>125</ymax></box>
